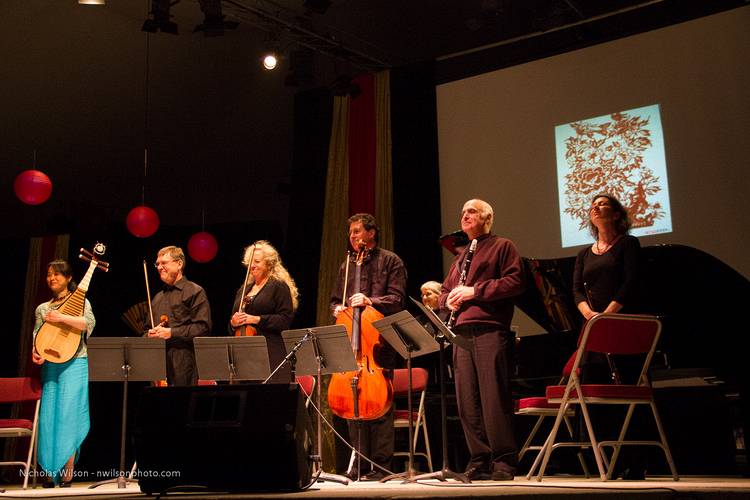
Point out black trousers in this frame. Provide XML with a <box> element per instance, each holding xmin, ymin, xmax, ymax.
<box><xmin>347</xmin><ymin>405</ymin><xmax>394</xmax><ymax>474</ymax></box>
<box><xmin>453</xmin><ymin>325</ymin><xmax>517</xmax><ymax>469</ymax></box>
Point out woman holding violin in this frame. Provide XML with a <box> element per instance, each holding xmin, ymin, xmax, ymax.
<box><xmin>229</xmin><ymin>240</ymin><xmax>299</xmax><ymax>384</ymax></box>
<box><xmin>329</xmin><ymin>213</ymin><xmax>407</xmax><ymax>481</ymax></box>
<box><xmin>32</xmin><ymin>260</ymin><xmax>95</xmax><ymax>487</ymax></box>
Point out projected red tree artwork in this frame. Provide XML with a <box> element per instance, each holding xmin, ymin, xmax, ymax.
<box><xmin>563</xmin><ymin>111</ymin><xmax>664</xmax><ymax>230</ymax></box>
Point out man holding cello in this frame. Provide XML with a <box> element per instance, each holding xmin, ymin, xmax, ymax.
<box><xmin>330</xmin><ymin>213</ymin><xmax>407</xmax><ymax>481</ymax></box>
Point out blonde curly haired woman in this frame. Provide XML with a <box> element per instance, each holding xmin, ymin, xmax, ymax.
<box><xmin>229</xmin><ymin>240</ymin><xmax>299</xmax><ymax>383</ymax></box>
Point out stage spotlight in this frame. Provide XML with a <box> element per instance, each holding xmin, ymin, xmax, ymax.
<box><xmin>303</xmin><ymin>0</ymin><xmax>331</xmax><ymax>15</ymax></box>
<box><xmin>78</xmin><ymin>0</ymin><xmax>106</xmax><ymax>5</ymax></box>
<box><xmin>263</xmin><ymin>53</ymin><xmax>278</xmax><ymax>70</ymax></box>
<box><xmin>142</xmin><ymin>0</ymin><xmax>178</xmax><ymax>35</ymax></box>
<box><xmin>195</xmin><ymin>0</ymin><xmax>239</xmax><ymax>36</ymax></box>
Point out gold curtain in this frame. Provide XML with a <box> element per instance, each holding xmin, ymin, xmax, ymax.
<box><xmin>316</xmin><ymin>95</ymin><xmax>351</xmax><ymax>328</ymax></box>
<box><xmin>315</xmin><ymin>70</ymin><xmax>394</xmax><ymax>327</ymax></box>
<box><xmin>374</xmin><ymin>71</ymin><xmax>394</xmax><ymax>252</ymax></box>
<box><xmin>314</xmin><ymin>70</ymin><xmax>393</xmax><ymax>472</ymax></box>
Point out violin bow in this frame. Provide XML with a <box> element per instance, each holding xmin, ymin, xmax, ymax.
<box><xmin>238</xmin><ymin>246</ymin><xmax>256</xmax><ymax>313</ymax></box>
<box><xmin>143</xmin><ymin>259</ymin><xmax>155</xmax><ymax>330</ymax></box>
<box><xmin>341</xmin><ymin>250</ymin><xmax>351</xmax><ymax>307</ymax></box>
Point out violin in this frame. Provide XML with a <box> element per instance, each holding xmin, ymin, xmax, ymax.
<box><xmin>234</xmin><ymin>247</ymin><xmax>258</xmax><ymax>337</ymax></box>
<box><xmin>153</xmin><ymin>315</ymin><xmax>169</xmax><ymax>387</ymax></box>
<box><xmin>233</xmin><ymin>294</ymin><xmax>258</xmax><ymax>337</ymax></box>
<box><xmin>327</xmin><ymin>244</ymin><xmax>393</xmax><ymax>420</ymax></box>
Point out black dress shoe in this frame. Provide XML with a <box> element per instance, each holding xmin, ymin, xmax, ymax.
<box><xmin>464</xmin><ymin>464</ymin><xmax>491</xmax><ymax>481</ymax></box>
<box><xmin>491</xmin><ymin>462</ymin><xmax>515</xmax><ymax>481</ymax></box>
<box><xmin>490</xmin><ymin>469</ymin><xmax>514</xmax><ymax>481</ymax></box>
<box><xmin>621</xmin><ymin>467</ymin><xmax>646</xmax><ymax>480</ymax></box>
<box><xmin>360</xmin><ymin>470</ymin><xmax>386</xmax><ymax>481</ymax></box>
<box><xmin>42</xmin><ymin>479</ymin><xmax>55</xmax><ymax>488</ymax></box>
<box><xmin>59</xmin><ymin>480</ymin><xmax>72</xmax><ymax>488</ymax></box>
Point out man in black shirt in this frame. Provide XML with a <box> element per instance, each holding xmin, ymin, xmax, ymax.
<box><xmin>148</xmin><ymin>246</ymin><xmax>212</xmax><ymax>386</ymax></box>
<box><xmin>330</xmin><ymin>213</ymin><xmax>407</xmax><ymax>481</ymax></box>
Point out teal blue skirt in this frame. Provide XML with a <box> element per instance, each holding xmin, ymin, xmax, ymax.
<box><xmin>39</xmin><ymin>357</ymin><xmax>90</xmax><ymax>482</ymax></box>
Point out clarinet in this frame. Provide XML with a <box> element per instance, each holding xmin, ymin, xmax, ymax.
<box><xmin>447</xmin><ymin>238</ymin><xmax>478</xmax><ymax>329</ymax></box>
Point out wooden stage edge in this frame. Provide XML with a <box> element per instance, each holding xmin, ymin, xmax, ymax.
<box><xmin>2</xmin><ymin>477</ymin><xmax>750</xmax><ymax>499</ymax></box>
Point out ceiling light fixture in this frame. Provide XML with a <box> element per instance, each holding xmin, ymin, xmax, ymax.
<box><xmin>195</xmin><ymin>0</ymin><xmax>239</xmax><ymax>36</ymax></box>
<box><xmin>263</xmin><ymin>53</ymin><xmax>278</xmax><ymax>70</ymax></box>
<box><xmin>78</xmin><ymin>0</ymin><xmax>106</xmax><ymax>5</ymax></box>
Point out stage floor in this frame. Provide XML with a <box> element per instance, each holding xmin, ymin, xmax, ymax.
<box><xmin>2</xmin><ymin>477</ymin><xmax>750</xmax><ymax>499</ymax></box>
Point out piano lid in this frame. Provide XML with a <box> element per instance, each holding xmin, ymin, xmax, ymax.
<box><xmin>515</xmin><ymin>244</ymin><xmax>750</xmax><ymax>373</ymax></box>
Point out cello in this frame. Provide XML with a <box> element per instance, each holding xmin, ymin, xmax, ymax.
<box><xmin>327</xmin><ymin>243</ymin><xmax>393</xmax><ymax>420</ymax></box>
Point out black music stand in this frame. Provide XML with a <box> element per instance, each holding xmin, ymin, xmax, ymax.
<box><xmin>194</xmin><ymin>336</ymin><xmax>271</xmax><ymax>382</ymax></box>
<box><xmin>282</xmin><ymin>325</ymin><xmax>357</xmax><ymax>485</ymax></box>
<box><xmin>87</xmin><ymin>337</ymin><xmax>166</xmax><ymax>489</ymax></box>
<box><xmin>371</xmin><ymin>310</ymin><xmax>439</xmax><ymax>482</ymax></box>
<box><xmin>409</xmin><ymin>297</ymin><xmax>471</xmax><ymax>483</ymax></box>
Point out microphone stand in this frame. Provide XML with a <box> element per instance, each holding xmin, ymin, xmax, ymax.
<box><xmin>227</xmin><ymin>344</ymin><xmax>237</xmax><ymax>384</ymax></box>
<box><xmin>309</xmin><ymin>332</ymin><xmax>350</xmax><ymax>485</ymax></box>
<box><xmin>280</xmin><ymin>326</ymin><xmax>356</xmax><ymax>485</ymax></box>
<box><xmin>264</xmin><ymin>331</ymin><xmax>310</xmax><ymax>384</ymax></box>
<box><xmin>412</xmin><ymin>329</ymin><xmax>469</xmax><ymax>483</ymax></box>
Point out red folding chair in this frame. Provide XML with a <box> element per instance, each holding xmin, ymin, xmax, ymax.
<box><xmin>517</xmin><ymin>352</ymin><xmax>589</xmax><ymax>478</ymax></box>
<box><xmin>0</xmin><ymin>377</ymin><xmax>42</xmax><ymax>489</ymax></box>
<box><xmin>392</xmin><ymin>367</ymin><xmax>433</xmax><ymax>472</ymax></box>
<box><xmin>528</xmin><ymin>313</ymin><xmax>678</xmax><ymax>481</ymax></box>
<box><xmin>296</xmin><ymin>375</ymin><xmax>315</xmax><ymax>407</ymax></box>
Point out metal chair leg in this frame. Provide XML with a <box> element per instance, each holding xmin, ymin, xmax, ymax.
<box><xmin>650</xmin><ymin>401</ymin><xmax>679</xmax><ymax>480</ymax></box>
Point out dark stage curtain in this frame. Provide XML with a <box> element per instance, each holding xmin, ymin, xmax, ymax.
<box><xmin>391</xmin><ymin>62</ymin><xmax>443</xmax><ymax>297</ymax></box>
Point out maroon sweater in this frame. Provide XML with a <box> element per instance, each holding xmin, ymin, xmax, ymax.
<box><xmin>439</xmin><ymin>233</ymin><xmax>524</xmax><ymax>331</ymax></box>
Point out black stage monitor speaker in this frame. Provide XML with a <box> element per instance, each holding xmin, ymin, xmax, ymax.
<box><xmin>133</xmin><ymin>384</ymin><xmax>312</xmax><ymax>494</ymax></box>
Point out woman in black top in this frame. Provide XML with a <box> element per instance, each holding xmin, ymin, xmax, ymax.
<box><xmin>573</xmin><ymin>194</ymin><xmax>640</xmax><ymax>319</ymax></box>
<box><xmin>229</xmin><ymin>240</ymin><xmax>299</xmax><ymax>383</ymax></box>
<box><xmin>572</xmin><ymin>194</ymin><xmax>646</xmax><ymax>479</ymax></box>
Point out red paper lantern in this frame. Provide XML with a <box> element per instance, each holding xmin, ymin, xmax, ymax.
<box><xmin>188</xmin><ymin>231</ymin><xmax>218</xmax><ymax>263</ymax></box>
<box><xmin>126</xmin><ymin>205</ymin><xmax>160</xmax><ymax>238</ymax></box>
<box><xmin>14</xmin><ymin>169</ymin><xmax>53</xmax><ymax>205</ymax></box>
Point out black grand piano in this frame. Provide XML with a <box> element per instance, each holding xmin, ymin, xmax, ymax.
<box><xmin>514</xmin><ymin>244</ymin><xmax>750</xmax><ymax>474</ymax></box>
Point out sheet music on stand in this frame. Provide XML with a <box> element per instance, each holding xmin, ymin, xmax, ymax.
<box><xmin>281</xmin><ymin>325</ymin><xmax>357</xmax><ymax>376</ymax></box>
<box><xmin>87</xmin><ymin>337</ymin><xmax>166</xmax><ymax>490</ymax></box>
<box><xmin>194</xmin><ymin>336</ymin><xmax>271</xmax><ymax>382</ymax></box>
<box><xmin>371</xmin><ymin>310</ymin><xmax>439</xmax><ymax>360</ymax></box>
<box><xmin>281</xmin><ymin>324</ymin><xmax>356</xmax><ymax>486</ymax></box>
<box><xmin>371</xmin><ymin>309</ymin><xmax>439</xmax><ymax>482</ymax></box>
<box><xmin>405</xmin><ymin>298</ymin><xmax>471</xmax><ymax>483</ymax></box>
<box><xmin>409</xmin><ymin>297</ymin><xmax>472</xmax><ymax>351</ymax></box>
<box><xmin>88</xmin><ymin>337</ymin><xmax>166</xmax><ymax>382</ymax></box>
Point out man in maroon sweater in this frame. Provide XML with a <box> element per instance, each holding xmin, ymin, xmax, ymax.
<box><xmin>440</xmin><ymin>199</ymin><xmax>524</xmax><ymax>481</ymax></box>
